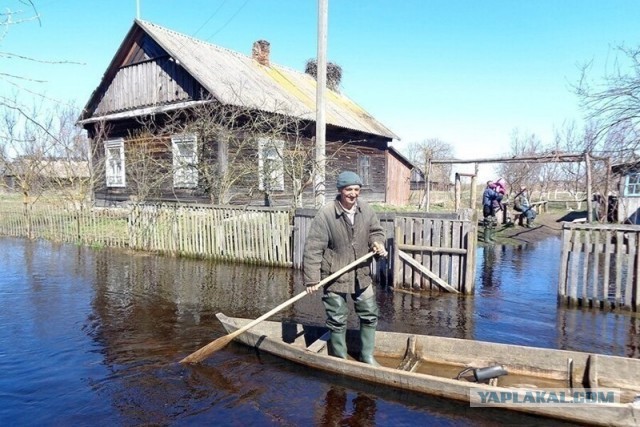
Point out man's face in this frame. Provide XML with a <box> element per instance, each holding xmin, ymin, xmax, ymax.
<box><xmin>339</xmin><ymin>185</ymin><xmax>361</xmax><ymax>207</ymax></box>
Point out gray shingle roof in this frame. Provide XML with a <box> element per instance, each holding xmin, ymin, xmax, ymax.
<box><xmin>128</xmin><ymin>20</ymin><xmax>398</xmax><ymax>139</ymax></box>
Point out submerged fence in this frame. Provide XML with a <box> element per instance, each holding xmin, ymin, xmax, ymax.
<box><xmin>128</xmin><ymin>204</ymin><xmax>292</xmax><ymax>265</ymax></box>
<box><xmin>0</xmin><ymin>201</ymin><xmax>476</xmax><ymax>287</ymax></box>
<box><xmin>0</xmin><ymin>203</ymin><xmax>293</xmax><ymax>266</ymax></box>
<box><xmin>559</xmin><ymin>223</ymin><xmax>640</xmax><ymax>311</ymax></box>
<box><xmin>0</xmin><ymin>204</ymin><xmax>130</xmax><ymax>247</ymax></box>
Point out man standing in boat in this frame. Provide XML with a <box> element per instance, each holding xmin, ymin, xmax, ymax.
<box><xmin>303</xmin><ymin>171</ymin><xmax>388</xmax><ymax>366</ymax></box>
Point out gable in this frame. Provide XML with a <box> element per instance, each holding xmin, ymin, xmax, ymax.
<box><xmin>124</xmin><ymin>33</ymin><xmax>168</xmax><ymax>66</ymax></box>
<box><xmin>80</xmin><ymin>20</ymin><xmax>398</xmax><ymax>142</ymax></box>
<box><xmin>85</xmin><ymin>29</ymin><xmax>208</xmax><ymax>117</ymax></box>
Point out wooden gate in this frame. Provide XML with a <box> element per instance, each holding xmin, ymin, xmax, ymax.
<box><xmin>393</xmin><ymin>216</ymin><xmax>476</xmax><ymax>294</ymax></box>
<box><xmin>293</xmin><ymin>210</ymin><xmax>476</xmax><ymax>292</ymax></box>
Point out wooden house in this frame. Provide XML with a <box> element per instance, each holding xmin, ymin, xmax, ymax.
<box><xmin>78</xmin><ymin>19</ymin><xmax>406</xmax><ymax>207</ymax></box>
<box><xmin>611</xmin><ymin>160</ymin><xmax>640</xmax><ymax>224</ymax></box>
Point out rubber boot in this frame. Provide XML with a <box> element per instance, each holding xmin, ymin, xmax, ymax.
<box><xmin>483</xmin><ymin>225</ymin><xmax>491</xmax><ymax>243</ymax></box>
<box><xmin>328</xmin><ymin>330</ymin><xmax>347</xmax><ymax>359</ymax></box>
<box><xmin>322</xmin><ymin>292</ymin><xmax>349</xmax><ymax>358</ymax></box>
<box><xmin>359</xmin><ymin>325</ymin><xmax>380</xmax><ymax>367</ymax></box>
<box><xmin>354</xmin><ymin>296</ymin><xmax>380</xmax><ymax>367</ymax></box>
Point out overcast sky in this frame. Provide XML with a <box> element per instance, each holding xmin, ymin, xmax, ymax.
<box><xmin>4</xmin><ymin>0</ymin><xmax>639</xmax><ymax>178</ymax></box>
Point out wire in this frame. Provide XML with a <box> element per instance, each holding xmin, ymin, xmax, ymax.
<box><xmin>206</xmin><ymin>0</ymin><xmax>251</xmax><ymax>41</ymax></box>
<box><xmin>192</xmin><ymin>0</ymin><xmax>228</xmax><ymax>38</ymax></box>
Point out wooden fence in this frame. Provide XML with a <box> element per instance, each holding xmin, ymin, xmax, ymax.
<box><xmin>128</xmin><ymin>204</ymin><xmax>291</xmax><ymax>265</ymax></box>
<box><xmin>293</xmin><ymin>209</ymin><xmax>476</xmax><ymax>293</ymax></box>
<box><xmin>0</xmin><ymin>204</ymin><xmax>130</xmax><ymax>247</ymax></box>
<box><xmin>0</xmin><ymin>203</ymin><xmax>293</xmax><ymax>266</ymax></box>
<box><xmin>393</xmin><ymin>216</ymin><xmax>476</xmax><ymax>294</ymax></box>
<box><xmin>559</xmin><ymin>223</ymin><xmax>640</xmax><ymax>311</ymax></box>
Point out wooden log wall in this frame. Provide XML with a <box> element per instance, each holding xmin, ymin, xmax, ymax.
<box><xmin>559</xmin><ymin>223</ymin><xmax>640</xmax><ymax>311</ymax></box>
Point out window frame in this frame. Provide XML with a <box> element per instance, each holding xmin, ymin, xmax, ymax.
<box><xmin>104</xmin><ymin>138</ymin><xmax>126</xmax><ymax>188</ymax></box>
<box><xmin>358</xmin><ymin>154</ymin><xmax>371</xmax><ymax>187</ymax></box>
<box><xmin>258</xmin><ymin>137</ymin><xmax>285</xmax><ymax>192</ymax></box>
<box><xmin>624</xmin><ymin>172</ymin><xmax>640</xmax><ymax>196</ymax></box>
<box><xmin>171</xmin><ymin>134</ymin><xmax>199</xmax><ymax>189</ymax></box>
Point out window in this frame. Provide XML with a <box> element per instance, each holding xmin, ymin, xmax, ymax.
<box><xmin>358</xmin><ymin>155</ymin><xmax>371</xmax><ymax>186</ymax></box>
<box><xmin>625</xmin><ymin>173</ymin><xmax>640</xmax><ymax>196</ymax></box>
<box><xmin>172</xmin><ymin>134</ymin><xmax>198</xmax><ymax>188</ymax></box>
<box><xmin>258</xmin><ymin>137</ymin><xmax>284</xmax><ymax>191</ymax></box>
<box><xmin>104</xmin><ymin>139</ymin><xmax>125</xmax><ymax>187</ymax></box>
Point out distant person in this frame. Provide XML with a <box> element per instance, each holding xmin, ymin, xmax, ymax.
<box><xmin>482</xmin><ymin>181</ymin><xmax>503</xmax><ymax>242</ymax></box>
<box><xmin>514</xmin><ymin>186</ymin><xmax>536</xmax><ymax>227</ymax></box>
<box><xmin>303</xmin><ymin>171</ymin><xmax>388</xmax><ymax>366</ymax></box>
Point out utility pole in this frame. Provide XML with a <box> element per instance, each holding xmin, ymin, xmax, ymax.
<box><xmin>314</xmin><ymin>0</ymin><xmax>328</xmax><ymax>208</ymax></box>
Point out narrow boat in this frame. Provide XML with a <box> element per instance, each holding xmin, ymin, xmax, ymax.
<box><xmin>217</xmin><ymin>313</ymin><xmax>640</xmax><ymax>426</ymax></box>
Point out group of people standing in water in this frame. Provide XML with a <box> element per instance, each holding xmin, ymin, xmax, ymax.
<box><xmin>482</xmin><ymin>178</ymin><xmax>537</xmax><ymax>242</ymax></box>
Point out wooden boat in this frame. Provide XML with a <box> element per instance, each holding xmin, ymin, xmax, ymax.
<box><xmin>217</xmin><ymin>313</ymin><xmax>640</xmax><ymax>426</ymax></box>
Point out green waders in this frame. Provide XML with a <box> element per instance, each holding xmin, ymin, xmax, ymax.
<box><xmin>483</xmin><ymin>218</ymin><xmax>494</xmax><ymax>243</ymax></box>
<box><xmin>322</xmin><ymin>291</ymin><xmax>381</xmax><ymax>366</ymax></box>
<box><xmin>354</xmin><ymin>296</ymin><xmax>380</xmax><ymax>367</ymax></box>
<box><xmin>322</xmin><ymin>293</ymin><xmax>349</xmax><ymax>358</ymax></box>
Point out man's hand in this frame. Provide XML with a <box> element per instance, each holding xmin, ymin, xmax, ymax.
<box><xmin>372</xmin><ymin>241</ymin><xmax>388</xmax><ymax>258</ymax></box>
<box><xmin>306</xmin><ymin>282</ymin><xmax>322</xmax><ymax>294</ymax></box>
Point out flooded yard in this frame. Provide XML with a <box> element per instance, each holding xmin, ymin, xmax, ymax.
<box><xmin>1</xmin><ymin>235</ymin><xmax>638</xmax><ymax>425</ymax></box>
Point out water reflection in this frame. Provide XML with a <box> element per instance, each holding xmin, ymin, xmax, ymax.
<box><xmin>2</xmin><ymin>236</ymin><xmax>640</xmax><ymax>426</ymax></box>
<box><xmin>320</xmin><ymin>386</ymin><xmax>376</xmax><ymax>426</ymax></box>
<box><xmin>475</xmin><ymin>237</ymin><xmax>640</xmax><ymax>356</ymax></box>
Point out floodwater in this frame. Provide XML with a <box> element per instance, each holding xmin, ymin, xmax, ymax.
<box><xmin>1</xmin><ymin>235</ymin><xmax>638</xmax><ymax>426</ymax></box>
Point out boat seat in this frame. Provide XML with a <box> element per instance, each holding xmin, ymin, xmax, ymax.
<box><xmin>306</xmin><ymin>331</ymin><xmax>331</xmax><ymax>353</ymax></box>
<box><xmin>397</xmin><ymin>335</ymin><xmax>420</xmax><ymax>372</ymax></box>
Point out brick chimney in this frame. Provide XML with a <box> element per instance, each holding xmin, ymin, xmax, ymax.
<box><xmin>252</xmin><ymin>40</ymin><xmax>270</xmax><ymax>66</ymax></box>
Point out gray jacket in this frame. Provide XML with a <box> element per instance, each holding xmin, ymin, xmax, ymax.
<box><xmin>303</xmin><ymin>197</ymin><xmax>385</xmax><ymax>293</ymax></box>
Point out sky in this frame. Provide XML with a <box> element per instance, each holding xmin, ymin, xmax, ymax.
<box><xmin>4</xmin><ymin>0</ymin><xmax>640</xmax><ymax>178</ymax></box>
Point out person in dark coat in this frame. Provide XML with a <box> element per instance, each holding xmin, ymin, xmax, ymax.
<box><xmin>515</xmin><ymin>186</ymin><xmax>536</xmax><ymax>227</ymax></box>
<box><xmin>482</xmin><ymin>181</ymin><xmax>502</xmax><ymax>242</ymax></box>
<box><xmin>303</xmin><ymin>171</ymin><xmax>387</xmax><ymax>366</ymax></box>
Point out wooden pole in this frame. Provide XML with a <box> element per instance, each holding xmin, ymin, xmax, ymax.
<box><xmin>454</xmin><ymin>173</ymin><xmax>461</xmax><ymax>211</ymax></box>
<box><xmin>425</xmin><ymin>158</ymin><xmax>432</xmax><ymax>212</ymax></box>
<box><xmin>180</xmin><ymin>251</ymin><xmax>375</xmax><ymax>364</ymax></box>
<box><xmin>604</xmin><ymin>157</ymin><xmax>611</xmax><ymax>222</ymax></box>
<box><xmin>585</xmin><ymin>152</ymin><xmax>593</xmax><ymax>223</ymax></box>
<box><xmin>470</xmin><ymin>163</ymin><xmax>478</xmax><ymax>209</ymax></box>
<box><xmin>314</xmin><ymin>0</ymin><xmax>328</xmax><ymax>208</ymax></box>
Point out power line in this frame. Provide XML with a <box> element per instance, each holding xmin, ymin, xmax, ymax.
<box><xmin>192</xmin><ymin>0</ymin><xmax>228</xmax><ymax>38</ymax></box>
<box><xmin>206</xmin><ymin>0</ymin><xmax>251</xmax><ymax>41</ymax></box>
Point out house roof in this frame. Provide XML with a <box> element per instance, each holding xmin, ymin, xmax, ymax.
<box><xmin>612</xmin><ymin>160</ymin><xmax>640</xmax><ymax>174</ymax></box>
<box><xmin>80</xmin><ymin>20</ymin><xmax>398</xmax><ymax>140</ymax></box>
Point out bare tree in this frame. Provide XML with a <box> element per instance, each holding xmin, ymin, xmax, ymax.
<box><xmin>159</xmin><ymin>96</ymin><xmax>341</xmax><ymax>208</ymax></box>
<box><xmin>496</xmin><ymin>129</ymin><xmax>544</xmax><ymax>195</ymax></box>
<box><xmin>575</xmin><ymin>45</ymin><xmax>640</xmax><ymax>162</ymax></box>
<box><xmin>406</xmin><ymin>138</ymin><xmax>454</xmax><ymax>208</ymax></box>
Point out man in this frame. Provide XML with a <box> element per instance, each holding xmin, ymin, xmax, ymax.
<box><xmin>515</xmin><ymin>186</ymin><xmax>536</xmax><ymax>227</ymax></box>
<box><xmin>303</xmin><ymin>171</ymin><xmax>387</xmax><ymax>366</ymax></box>
<box><xmin>481</xmin><ymin>181</ymin><xmax>502</xmax><ymax>242</ymax></box>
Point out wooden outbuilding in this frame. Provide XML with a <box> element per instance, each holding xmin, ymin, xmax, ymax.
<box><xmin>611</xmin><ymin>160</ymin><xmax>640</xmax><ymax>224</ymax></box>
<box><xmin>77</xmin><ymin>19</ymin><xmax>404</xmax><ymax>207</ymax></box>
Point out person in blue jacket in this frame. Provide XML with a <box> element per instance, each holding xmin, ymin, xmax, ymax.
<box><xmin>482</xmin><ymin>181</ymin><xmax>503</xmax><ymax>242</ymax></box>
